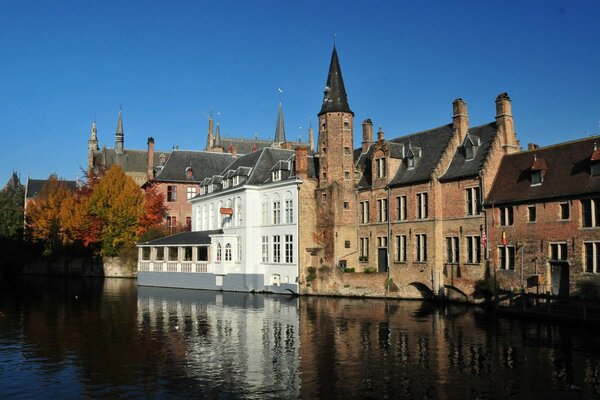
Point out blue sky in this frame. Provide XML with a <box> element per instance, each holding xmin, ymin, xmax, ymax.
<box><xmin>1</xmin><ymin>1</ymin><xmax>600</xmax><ymax>186</ymax></box>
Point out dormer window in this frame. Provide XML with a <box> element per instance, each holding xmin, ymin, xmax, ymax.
<box><xmin>530</xmin><ymin>155</ymin><xmax>547</xmax><ymax>186</ymax></box>
<box><xmin>223</xmin><ymin>179</ymin><xmax>229</xmax><ymax>189</ymax></box>
<box><xmin>185</xmin><ymin>166</ymin><xmax>193</xmax><ymax>178</ymax></box>
<box><xmin>531</xmin><ymin>170</ymin><xmax>542</xmax><ymax>185</ymax></box>
<box><xmin>407</xmin><ymin>154</ymin><xmax>415</xmax><ymax>169</ymax></box>
<box><xmin>272</xmin><ymin>170</ymin><xmax>282</xmax><ymax>181</ymax></box>
<box><xmin>465</xmin><ymin>141</ymin><xmax>474</xmax><ymax>161</ymax></box>
<box><xmin>591</xmin><ymin>143</ymin><xmax>600</xmax><ymax>176</ymax></box>
<box><xmin>233</xmin><ymin>176</ymin><xmax>240</xmax><ymax>186</ymax></box>
<box><xmin>200</xmin><ymin>186</ymin><xmax>206</xmax><ymax>195</ymax></box>
<box><xmin>592</xmin><ymin>163</ymin><xmax>600</xmax><ymax>176</ymax></box>
<box><xmin>463</xmin><ymin>135</ymin><xmax>480</xmax><ymax>161</ymax></box>
<box><xmin>208</xmin><ymin>184</ymin><xmax>214</xmax><ymax>193</ymax></box>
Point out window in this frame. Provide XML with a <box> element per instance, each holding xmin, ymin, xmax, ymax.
<box><xmin>417</xmin><ymin>192</ymin><xmax>428</xmax><ymax>219</ymax></box>
<box><xmin>359</xmin><ymin>237</ymin><xmax>369</xmax><ymax>260</ymax></box>
<box><xmin>261</xmin><ymin>236</ymin><xmax>269</xmax><ymax>263</ymax></box>
<box><xmin>549</xmin><ymin>242</ymin><xmax>567</xmax><ymax>260</ymax></box>
<box><xmin>344</xmin><ymin>146</ymin><xmax>351</xmax><ymax>155</ymax></box>
<box><xmin>233</xmin><ymin>175</ymin><xmax>240</xmax><ymax>186</ymax></box>
<box><xmin>466</xmin><ymin>187</ymin><xmax>481</xmax><ymax>215</ymax></box>
<box><xmin>528</xmin><ymin>205</ymin><xmax>536</xmax><ymax>222</ymax></box>
<box><xmin>187</xmin><ymin>186</ymin><xmax>197</xmax><ymax>200</ymax></box>
<box><xmin>197</xmin><ymin>246</ymin><xmax>208</xmax><ymax>261</ymax></box>
<box><xmin>167</xmin><ymin>185</ymin><xmax>177</xmax><ymax>202</ymax></box>
<box><xmin>285</xmin><ymin>235</ymin><xmax>293</xmax><ymax>263</ymax></box>
<box><xmin>377</xmin><ymin>236</ymin><xmax>388</xmax><ymax>248</ymax></box>
<box><xmin>560</xmin><ymin>202</ymin><xmax>570</xmax><ymax>220</ymax></box>
<box><xmin>407</xmin><ymin>154</ymin><xmax>415</xmax><ymax>169</ymax></box>
<box><xmin>592</xmin><ymin>163</ymin><xmax>600</xmax><ymax>177</ymax></box>
<box><xmin>273</xmin><ymin>199</ymin><xmax>281</xmax><ymax>224</ymax></box>
<box><xmin>155</xmin><ymin>247</ymin><xmax>164</xmax><ymax>261</ymax></box>
<box><xmin>216</xmin><ymin>243</ymin><xmax>222</xmax><ymax>262</ymax></box>
<box><xmin>343</xmin><ymin>119</ymin><xmax>350</xmax><ymax>130</ymax></box>
<box><xmin>446</xmin><ymin>237</ymin><xmax>459</xmax><ymax>263</ymax></box>
<box><xmin>396</xmin><ymin>195</ymin><xmax>407</xmax><ymax>221</ymax></box>
<box><xmin>273</xmin><ymin>235</ymin><xmax>281</xmax><ymax>263</ymax></box>
<box><xmin>466</xmin><ymin>236</ymin><xmax>481</xmax><ymax>263</ymax></box>
<box><xmin>416</xmin><ymin>234</ymin><xmax>427</xmax><ymax>262</ymax></box>
<box><xmin>396</xmin><ymin>235</ymin><xmax>407</xmax><ymax>262</ymax></box>
<box><xmin>183</xmin><ymin>247</ymin><xmax>193</xmax><ymax>261</ymax></box>
<box><xmin>360</xmin><ymin>201</ymin><xmax>370</xmax><ymax>224</ymax></box>
<box><xmin>585</xmin><ymin>242</ymin><xmax>600</xmax><ymax>272</ymax></box>
<box><xmin>376</xmin><ymin>158</ymin><xmax>387</xmax><ymax>178</ymax></box>
<box><xmin>225</xmin><ymin>243</ymin><xmax>232</xmax><ymax>261</ymax></box>
<box><xmin>261</xmin><ymin>197</ymin><xmax>269</xmax><ymax>225</ymax></box>
<box><xmin>185</xmin><ymin>217</ymin><xmax>191</xmax><ymax>230</ymax></box>
<box><xmin>285</xmin><ymin>198</ymin><xmax>293</xmax><ymax>223</ymax></box>
<box><xmin>378</xmin><ymin>198</ymin><xmax>388</xmax><ymax>222</ymax></box>
<box><xmin>531</xmin><ymin>171</ymin><xmax>542</xmax><ymax>185</ymax></box>
<box><xmin>166</xmin><ymin>216</ymin><xmax>177</xmax><ymax>228</ymax></box>
<box><xmin>498</xmin><ymin>246</ymin><xmax>515</xmax><ymax>270</ymax></box>
<box><xmin>141</xmin><ymin>247</ymin><xmax>151</xmax><ymax>261</ymax></box>
<box><xmin>500</xmin><ymin>206</ymin><xmax>513</xmax><ymax>226</ymax></box>
<box><xmin>272</xmin><ymin>170</ymin><xmax>282</xmax><ymax>181</ymax></box>
<box><xmin>222</xmin><ymin>180</ymin><xmax>229</xmax><ymax>189</ymax></box>
<box><xmin>168</xmin><ymin>247</ymin><xmax>178</xmax><ymax>261</ymax></box>
<box><xmin>344</xmin><ymin>171</ymin><xmax>350</xmax><ymax>180</ymax></box>
<box><xmin>343</xmin><ymin>201</ymin><xmax>349</xmax><ymax>210</ymax></box>
<box><xmin>582</xmin><ymin>199</ymin><xmax>600</xmax><ymax>227</ymax></box>
<box><xmin>207</xmin><ymin>184</ymin><xmax>214</xmax><ymax>194</ymax></box>
<box><xmin>322</xmin><ymin>193</ymin><xmax>327</xmax><ymax>202</ymax></box>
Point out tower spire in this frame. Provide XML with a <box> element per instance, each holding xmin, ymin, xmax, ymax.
<box><xmin>274</xmin><ymin>102</ymin><xmax>286</xmax><ymax>144</ymax></box>
<box><xmin>318</xmin><ymin>45</ymin><xmax>353</xmax><ymax>116</ymax></box>
<box><xmin>115</xmin><ymin>109</ymin><xmax>124</xmax><ymax>154</ymax></box>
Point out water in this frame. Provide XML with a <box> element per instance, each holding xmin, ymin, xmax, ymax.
<box><xmin>1</xmin><ymin>277</ymin><xmax>600</xmax><ymax>399</ymax></box>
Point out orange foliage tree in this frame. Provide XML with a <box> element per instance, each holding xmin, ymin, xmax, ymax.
<box><xmin>136</xmin><ymin>182</ymin><xmax>167</xmax><ymax>237</ymax></box>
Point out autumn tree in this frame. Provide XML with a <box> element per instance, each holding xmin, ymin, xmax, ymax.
<box><xmin>86</xmin><ymin>165</ymin><xmax>144</xmax><ymax>256</ymax></box>
<box><xmin>26</xmin><ymin>175</ymin><xmax>75</xmax><ymax>255</ymax></box>
<box><xmin>136</xmin><ymin>182</ymin><xmax>167</xmax><ymax>238</ymax></box>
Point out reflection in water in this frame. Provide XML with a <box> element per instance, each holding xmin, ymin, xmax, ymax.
<box><xmin>1</xmin><ymin>276</ymin><xmax>600</xmax><ymax>399</ymax></box>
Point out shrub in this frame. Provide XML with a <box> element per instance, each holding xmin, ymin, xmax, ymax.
<box><xmin>363</xmin><ymin>267</ymin><xmax>377</xmax><ymax>274</ymax></box>
<box><xmin>306</xmin><ymin>266</ymin><xmax>317</xmax><ymax>283</ymax></box>
<box><xmin>344</xmin><ymin>267</ymin><xmax>355</xmax><ymax>273</ymax></box>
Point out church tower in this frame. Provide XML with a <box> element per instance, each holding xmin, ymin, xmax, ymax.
<box><xmin>87</xmin><ymin>121</ymin><xmax>99</xmax><ymax>171</ymax></box>
<box><xmin>115</xmin><ymin>110</ymin><xmax>124</xmax><ymax>155</ymax></box>
<box><xmin>316</xmin><ymin>46</ymin><xmax>358</xmax><ymax>268</ymax></box>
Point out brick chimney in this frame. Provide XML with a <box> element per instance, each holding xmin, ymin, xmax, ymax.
<box><xmin>452</xmin><ymin>98</ymin><xmax>469</xmax><ymax>142</ymax></box>
<box><xmin>495</xmin><ymin>92</ymin><xmax>519</xmax><ymax>153</ymax></box>
<box><xmin>147</xmin><ymin>137</ymin><xmax>155</xmax><ymax>179</ymax></box>
<box><xmin>207</xmin><ymin>114</ymin><xmax>214</xmax><ymax>150</ymax></box>
<box><xmin>528</xmin><ymin>143</ymin><xmax>539</xmax><ymax>151</ymax></box>
<box><xmin>377</xmin><ymin>126</ymin><xmax>384</xmax><ymax>142</ymax></box>
<box><xmin>295</xmin><ymin>146</ymin><xmax>309</xmax><ymax>179</ymax></box>
<box><xmin>362</xmin><ymin>119</ymin><xmax>373</xmax><ymax>153</ymax></box>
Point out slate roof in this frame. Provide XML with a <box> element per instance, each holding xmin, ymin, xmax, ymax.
<box><xmin>153</xmin><ymin>151</ymin><xmax>236</xmax><ymax>183</ymax></box>
<box><xmin>138</xmin><ymin>230</ymin><xmax>223</xmax><ymax>246</ymax></box>
<box><xmin>439</xmin><ymin>122</ymin><xmax>498</xmax><ymax>181</ymax></box>
<box><xmin>25</xmin><ymin>178</ymin><xmax>77</xmax><ymax>199</ymax></box>
<box><xmin>92</xmin><ymin>147</ymin><xmax>172</xmax><ymax>175</ymax></box>
<box><xmin>487</xmin><ymin>136</ymin><xmax>600</xmax><ymax>205</ymax></box>
<box><xmin>222</xmin><ymin>147</ymin><xmax>297</xmax><ymax>185</ymax></box>
<box><xmin>319</xmin><ymin>46</ymin><xmax>353</xmax><ymax>116</ymax></box>
<box><xmin>388</xmin><ymin>124</ymin><xmax>454</xmax><ymax>187</ymax></box>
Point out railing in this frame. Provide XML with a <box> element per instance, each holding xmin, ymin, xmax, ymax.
<box><xmin>137</xmin><ymin>261</ymin><xmax>211</xmax><ymax>273</ymax></box>
<box><xmin>139</xmin><ymin>262</ymin><xmax>150</xmax><ymax>271</ymax></box>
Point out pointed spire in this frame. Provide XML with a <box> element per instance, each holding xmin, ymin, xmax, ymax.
<box><xmin>319</xmin><ymin>45</ymin><xmax>353</xmax><ymax>116</ymax></box>
<box><xmin>215</xmin><ymin>122</ymin><xmax>221</xmax><ymax>146</ymax></box>
<box><xmin>308</xmin><ymin>120</ymin><xmax>314</xmax><ymax>152</ymax></box>
<box><xmin>115</xmin><ymin>110</ymin><xmax>124</xmax><ymax>154</ymax></box>
<box><xmin>274</xmin><ymin>102</ymin><xmax>286</xmax><ymax>143</ymax></box>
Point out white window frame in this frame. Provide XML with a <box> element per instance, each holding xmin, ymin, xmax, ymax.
<box><xmin>417</xmin><ymin>192</ymin><xmax>428</xmax><ymax>219</ymax></box>
<box><xmin>378</xmin><ymin>198</ymin><xmax>388</xmax><ymax>222</ymax></box>
<box><xmin>261</xmin><ymin>236</ymin><xmax>269</xmax><ymax>263</ymax></box>
<box><xmin>285</xmin><ymin>234</ymin><xmax>293</xmax><ymax>263</ymax></box>
<box><xmin>396</xmin><ymin>235</ymin><xmax>407</xmax><ymax>262</ymax></box>
<box><xmin>466</xmin><ymin>187</ymin><xmax>480</xmax><ymax>216</ymax></box>
<box><xmin>272</xmin><ymin>170</ymin><xmax>282</xmax><ymax>181</ymax></box>
<box><xmin>397</xmin><ymin>195</ymin><xmax>407</xmax><ymax>221</ymax></box>
<box><xmin>446</xmin><ymin>237</ymin><xmax>460</xmax><ymax>263</ymax></box>
<box><xmin>498</xmin><ymin>245</ymin><xmax>515</xmax><ymax>270</ymax></box>
<box><xmin>360</xmin><ymin>201</ymin><xmax>369</xmax><ymax>224</ymax></box>
<box><xmin>273</xmin><ymin>235</ymin><xmax>281</xmax><ymax>263</ymax></box>
<box><xmin>187</xmin><ymin>186</ymin><xmax>197</xmax><ymax>200</ymax></box>
<box><xmin>415</xmin><ymin>234</ymin><xmax>427</xmax><ymax>262</ymax></box>
<box><xmin>466</xmin><ymin>235</ymin><xmax>481</xmax><ymax>264</ymax></box>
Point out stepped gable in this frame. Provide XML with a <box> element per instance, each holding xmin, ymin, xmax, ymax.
<box><xmin>153</xmin><ymin>151</ymin><xmax>236</xmax><ymax>183</ymax></box>
<box><xmin>487</xmin><ymin>136</ymin><xmax>600</xmax><ymax>205</ymax></box>
<box><xmin>440</xmin><ymin>122</ymin><xmax>498</xmax><ymax>181</ymax></box>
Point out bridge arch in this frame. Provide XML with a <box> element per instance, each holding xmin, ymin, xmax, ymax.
<box><xmin>406</xmin><ymin>282</ymin><xmax>435</xmax><ymax>299</ymax></box>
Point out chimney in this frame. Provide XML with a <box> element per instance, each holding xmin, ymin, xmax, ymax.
<box><xmin>281</xmin><ymin>142</ymin><xmax>293</xmax><ymax>150</ymax></box>
<box><xmin>377</xmin><ymin>126</ymin><xmax>385</xmax><ymax>142</ymax></box>
<box><xmin>527</xmin><ymin>143</ymin><xmax>539</xmax><ymax>151</ymax></box>
<box><xmin>295</xmin><ymin>146</ymin><xmax>309</xmax><ymax>179</ymax></box>
<box><xmin>308</xmin><ymin>124</ymin><xmax>314</xmax><ymax>152</ymax></box>
<box><xmin>362</xmin><ymin>119</ymin><xmax>373</xmax><ymax>153</ymax></box>
<box><xmin>452</xmin><ymin>98</ymin><xmax>469</xmax><ymax>141</ymax></box>
<box><xmin>147</xmin><ymin>137</ymin><xmax>155</xmax><ymax>179</ymax></box>
<box><xmin>495</xmin><ymin>93</ymin><xmax>518</xmax><ymax>153</ymax></box>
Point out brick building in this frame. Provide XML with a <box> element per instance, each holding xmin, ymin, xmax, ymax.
<box><xmin>486</xmin><ymin>137</ymin><xmax>600</xmax><ymax>297</ymax></box>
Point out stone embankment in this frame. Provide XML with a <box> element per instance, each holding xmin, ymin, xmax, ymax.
<box><xmin>14</xmin><ymin>256</ymin><xmax>136</xmax><ymax>278</ymax></box>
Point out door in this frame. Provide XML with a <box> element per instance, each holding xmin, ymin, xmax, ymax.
<box><xmin>378</xmin><ymin>248</ymin><xmax>388</xmax><ymax>273</ymax></box>
<box><xmin>550</xmin><ymin>262</ymin><xmax>569</xmax><ymax>297</ymax></box>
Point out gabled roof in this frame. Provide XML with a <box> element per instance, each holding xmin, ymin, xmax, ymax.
<box><xmin>153</xmin><ymin>150</ymin><xmax>236</xmax><ymax>183</ymax></box>
<box><xmin>138</xmin><ymin>230</ymin><xmax>223</xmax><ymax>246</ymax></box>
<box><xmin>440</xmin><ymin>122</ymin><xmax>498</xmax><ymax>182</ymax></box>
<box><xmin>319</xmin><ymin>46</ymin><xmax>353</xmax><ymax>116</ymax></box>
<box><xmin>487</xmin><ymin>136</ymin><xmax>600</xmax><ymax>205</ymax></box>
<box><xmin>388</xmin><ymin>124</ymin><xmax>454</xmax><ymax>187</ymax></box>
<box><xmin>25</xmin><ymin>178</ymin><xmax>77</xmax><ymax>199</ymax></box>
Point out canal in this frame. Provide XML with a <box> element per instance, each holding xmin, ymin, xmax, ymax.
<box><xmin>1</xmin><ymin>276</ymin><xmax>599</xmax><ymax>399</ymax></box>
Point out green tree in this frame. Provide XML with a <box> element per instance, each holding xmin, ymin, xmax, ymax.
<box><xmin>0</xmin><ymin>173</ymin><xmax>25</xmax><ymax>240</ymax></box>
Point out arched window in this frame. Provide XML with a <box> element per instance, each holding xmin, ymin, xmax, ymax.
<box><xmin>284</xmin><ymin>191</ymin><xmax>293</xmax><ymax>224</ymax></box>
<box><xmin>272</xmin><ymin>193</ymin><xmax>281</xmax><ymax>224</ymax></box>
<box><xmin>216</xmin><ymin>243</ymin><xmax>222</xmax><ymax>262</ymax></box>
<box><xmin>225</xmin><ymin>243</ymin><xmax>232</xmax><ymax>261</ymax></box>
